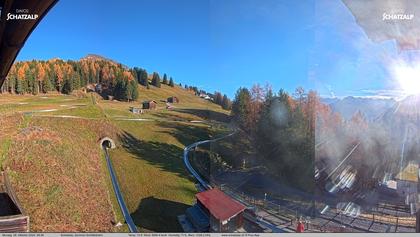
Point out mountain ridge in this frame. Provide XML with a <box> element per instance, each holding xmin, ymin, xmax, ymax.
<box><xmin>321</xmin><ymin>96</ymin><xmax>396</xmax><ymax>121</ymax></box>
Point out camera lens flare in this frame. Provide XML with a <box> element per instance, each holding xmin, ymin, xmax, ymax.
<box><xmin>392</xmin><ymin>61</ymin><xmax>420</xmax><ymax>95</ymax></box>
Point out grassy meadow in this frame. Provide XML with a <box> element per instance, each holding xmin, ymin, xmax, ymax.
<box><xmin>0</xmin><ymin>84</ymin><xmax>231</xmax><ymax>232</ymax></box>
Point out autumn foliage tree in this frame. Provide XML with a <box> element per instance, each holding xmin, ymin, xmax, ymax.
<box><xmin>2</xmin><ymin>58</ymin><xmax>139</xmax><ymax>97</ymax></box>
<box><xmin>230</xmin><ymin>84</ymin><xmax>319</xmax><ymax>191</ymax></box>
<box><xmin>35</xmin><ymin>63</ymin><xmax>45</xmax><ymax>94</ymax></box>
<box><xmin>2</xmin><ymin>57</ymin><xmax>225</xmax><ymax>106</ymax></box>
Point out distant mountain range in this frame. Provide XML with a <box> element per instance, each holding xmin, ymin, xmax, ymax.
<box><xmin>321</xmin><ymin>96</ymin><xmax>396</xmax><ymax>121</ymax></box>
<box><xmin>320</xmin><ymin>95</ymin><xmax>420</xmax><ymax>182</ymax></box>
<box><xmin>380</xmin><ymin>95</ymin><xmax>420</xmax><ymax>137</ymax></box>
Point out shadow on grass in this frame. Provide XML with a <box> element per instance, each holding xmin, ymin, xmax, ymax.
<box><xmin>175</xmin><ymin>108</ymin><xmax>231</xmax><ymax>123</ymax></box>
<box><xmin>131</xmin><ymin>196</ymin><xmax>191</xmax><ymax>232</ymax></box>
<box><xmin>157</xmin><ymin>121</ymin><xmax>218</xmax><ymax>146</ymax></box>
<box><xmin>119</xmin><ymin>132</ymin><xmax>190</xmax><ymax>179</ymax></box>
<box><xmin>153</xmin><ymin>112</ymin><xmax>191</xmax><ymax>122</ymax></box>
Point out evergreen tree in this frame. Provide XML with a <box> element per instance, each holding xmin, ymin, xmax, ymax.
<box><xmin>126</xmin><ymin>81</ymin><xmax>133</xmax><ymax>102</ymax></box>
<box><xmin>61</xmin><ymin>79</ymin><xmax>73</xmax><ymax>94</ymax></box>
<box><xmin>169</xmin><ymin>77</ymin><xmax>174</xmax><ymax>87</ymax></box>
<box><xmin>151</xmin><ymin>72</ymin><xmax>161</xmax><ymax>88</ymax></box>
<box><xmin>24</xmin><ymin>68</ymin><xmax>35</xmax><ymax>94</ymax></box>
<box><xmin>215</xmin><ymin>92</ymin><xmax>223</xmax><ymax>105</ymax></box>
<box><xmin>126</xmin><ymin>79</ymin><xmax>139</xmax><ymax>101</ymax></box>
<box><xmin>255</xmin><ymin>88</ymin><xmax>315</xmax><ymax>191</ymax></box>
<box><xmin>162</xmin><ymin>73</ymin><xmax>168</xmax><ymax>84</ymax></box>
<box><xmin>72</xmin><ymin>72</ymin><xmax>81</xmax><ymax>91</ymax></box>
<box><xmin>6</xmin><ymin>59</ymin><xmax>231</xmax><ymax>107</ymax></box>
<box><xmin>141</xmin><ymin>71</ymin><xmax>148</xmax><ymax>87</ymax></box>
<box><xmin>42</xmin><ymin>78</ymin><xmax>52</xmax><ymax>93</ymax></box>
<box><xmin>131</xmin><ymin>79</ymin><xmax>139</xmax><ymax>100</ymax></box>
<box><xmin>192</xmin><ymin>87</ymin><xmax>198</xmax><ymax>94</ymax></box>
<box><xmin>113</xmin><ymin>78</ymin><xmax>127</xmax><ymax>100</ymax></box>
<box><xmin>15</xmin><ymin>77</ymin><xmax>23</xmax><ymax>94</ymax></box>
<box><xmin>131</xmin><ymin>69</ymin><xmax>138</xmax><ymax>83</ymax></box>
<box><xmin>231</xmin><ymin>87</ymin><xmax>251</xmax><ymax>130</ymax></box>
<box><xmin>222</xmin><ymin>94</ymin><xmax>230</xmax><ymax>110</ymax></box>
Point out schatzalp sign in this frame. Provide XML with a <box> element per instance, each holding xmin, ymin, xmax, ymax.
<box><xmin>6</xmin><ymin>9</ymin><xmax>38</xmax><ymax>21</ymax></box>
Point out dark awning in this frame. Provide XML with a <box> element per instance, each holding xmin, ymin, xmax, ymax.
<box><xmin>0</xmin><ymin>0</ymin><xmax>58</xmax><ymax>86</ymax></box>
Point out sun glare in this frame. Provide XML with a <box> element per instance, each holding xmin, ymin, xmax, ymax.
<box><xmin>392</xmin><ymin>62</ymin><xmax>420</xmax><ymax>95</ymax></box>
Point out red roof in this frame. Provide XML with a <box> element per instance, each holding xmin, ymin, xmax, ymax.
<box><xmin>196</xmin><ymin>188</ymin><xmax>246</xmax><ymax>222</ymax></box>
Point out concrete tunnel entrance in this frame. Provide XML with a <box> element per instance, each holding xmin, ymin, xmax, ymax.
<box><xmin>100</xmin><ymin>137</ymin><xmax>116</xmax><ymax>149</ymax></box>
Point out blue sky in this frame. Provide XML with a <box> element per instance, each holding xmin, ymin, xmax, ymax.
<box><xmin>16</xmin><ymin>0</ymin><xmax>415</xmax><ymax>98</ymax></box>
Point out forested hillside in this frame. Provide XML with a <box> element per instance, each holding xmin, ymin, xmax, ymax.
<box><xmin>1</xmin><ymin>55</ymin><xmax>232</xmax><ymax>109</ymax></box>
<box><xmin>2</xmin><ymin>55</ymin><xmax>138</xmax><ymax>100</ymax></box>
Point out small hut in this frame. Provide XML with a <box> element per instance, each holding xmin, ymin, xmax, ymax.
<box><xmin>129</xmin><ymin>107</ymin><xmax>142</xmax><ymax>114</ymax></box>
<box><xmin>167</xmin><ymin>96</ymin><xmax>179</xmax><ymax>103</ymax></box>
<box><xmin>142</xmin><ymin>100</ymin><xmax>157</xmax><ymax>110</ymax></box>
<box><xmin>197</xmin><ymin>188</ymin><xmax>246</xmax><ymax>232</ymax></box>
<box><xmin>179</xmin><ymin>188</ymin><xmax>246</xmax><ymax>232</ymax></box>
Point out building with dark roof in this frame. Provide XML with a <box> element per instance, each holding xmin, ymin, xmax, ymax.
<box><xmin>142</xmin><ymin>100</ymin><xmax>157</xmax><ymax>110</ymax></box>
<box><xmin>167</xmin><ymin>96</ymin><xmax>179</xmax><ymax>103</ymax></box>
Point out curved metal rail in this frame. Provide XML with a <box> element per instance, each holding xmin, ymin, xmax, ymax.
<box><xmin>182</xmin><ymin>132</ymin><xmax>285</xmax><ymax>233</ymax></box>
<box><xmin>103</xmin><ymin>146</ymin><xmax>138</xmax><ymax>233</ymax></box>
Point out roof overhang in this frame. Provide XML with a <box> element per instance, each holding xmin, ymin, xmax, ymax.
<box><xmin>0</xmin><ymin>0</ymin><xmax>58</xmax><ymax>86</ymax></box>
<box><xmin>196</xmin><ymin>188</ymin><xmax>246</xmax><ymax>222</ymax></box>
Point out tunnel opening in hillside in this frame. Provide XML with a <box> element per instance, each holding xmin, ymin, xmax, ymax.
<box><xmin>100</xmin><ymin>137</ymin><xmax>116</xmax><ymax>149</ymax></box>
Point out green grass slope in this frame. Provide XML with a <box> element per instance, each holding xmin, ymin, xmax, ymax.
<box><xmin>0</xmin><ymin>84</ymin><xmax>231</xmax><ymax>232</ymax></box>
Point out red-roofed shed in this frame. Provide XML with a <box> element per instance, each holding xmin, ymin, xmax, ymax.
<box><xmin>196</xmin><ymin>188</ymin><xmax>246</xmax><ymax>232</ymax></box>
